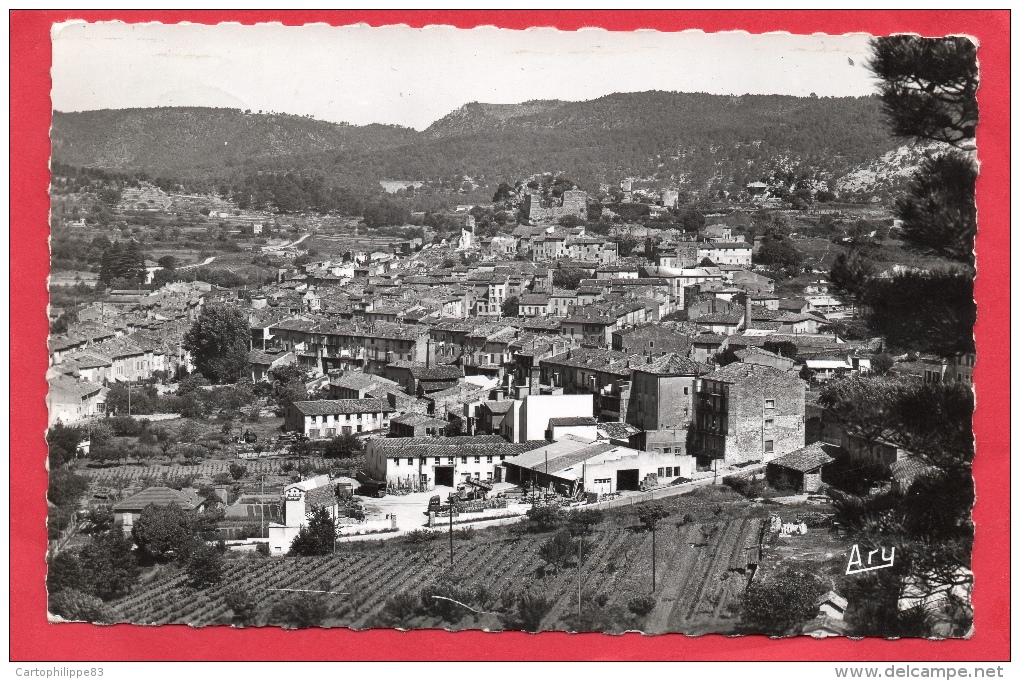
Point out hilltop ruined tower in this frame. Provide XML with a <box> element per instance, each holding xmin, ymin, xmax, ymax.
<box><xmin>525</xmin><ymin>189</ymin><xmax>588</xmax><ymax>223</ymax></box>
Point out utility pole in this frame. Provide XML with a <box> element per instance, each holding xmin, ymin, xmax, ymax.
<box><xmin>448</xmin><ymin>501</ymin><xmax>454</xmax><ymax>567</ymax></box>
<box><xmin>577</xmin><ymin>538</ymin><xmax>583</xmax><ymax>618</ymax></box>
<box><xmin>652</xmin><ymin>523</ymin><xmax>657</xmax><ymax>591</ymax></box>
<box><xmin>127</xmin><ymin>383</ymin><xmax>131</xmax><ymax>416</ymax></box>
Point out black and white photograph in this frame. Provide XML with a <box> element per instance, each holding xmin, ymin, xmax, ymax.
<box><xmin>45</xmin><ymin>21</ymin><xmax>977</xmax><ymax>638</ymax></box>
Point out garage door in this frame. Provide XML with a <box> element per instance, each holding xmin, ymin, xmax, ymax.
<box><xmin>435</xmin><ymin>466</ymin><xmax>455</xmax><ymax>487</ymax></box>
<box><xmin>616</xmin><ymin>469</ymin><xmax>640</xmax><ymax>491</ymax></box>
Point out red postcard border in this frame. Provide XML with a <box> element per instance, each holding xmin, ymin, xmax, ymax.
<box><xmin>10</xmin><ymin>10</ymin><xmax>1010</xmax><ymax>662</ymax></box>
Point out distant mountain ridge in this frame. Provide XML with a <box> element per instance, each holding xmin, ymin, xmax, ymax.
<box><xmin>51</xmin><ymin>92</ymin><xmax>906</xmax><ymax>196</ymax></box>
<box><xmin>51</xmin><ymin>107</ymin><xmax>417</xmax><ymax>176</ymax></box>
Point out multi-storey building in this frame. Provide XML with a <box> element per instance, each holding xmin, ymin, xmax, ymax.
<box><xmin>283</xmin><ymin>398</ymin><xmax>395</xmax><ymax>438</ymax></box>
<box><xmin>690</xmin><ymin>362</ymin><xmax>806</xmax><ymax>468</ymax></box>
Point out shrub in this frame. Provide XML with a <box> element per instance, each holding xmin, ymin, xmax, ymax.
<box><xmin>132</xmin><ymin>503</ymin><xmax>204</xmax><ymax>561</ymax></box>
<box><xmin>419</xmin><ymin>574</ymin><xmax>475</xmax><ymax>624</ymax></box>
<box><xmin>627</xmin><ymin>594</ymin><xmax>656</xmax><ymax>618</ymax></box>
<box><xmin>538</xmin><ymin>530</ymin><xmax>574</xmax><ymax>574</ymax></box>
<box><xmin>566</xmin><ymin>508</ymin><xmax>604</xmax><ymax>536</ymax></box>
<box><xmin>382</xmin><ymin>592</ymin><xmax>420</xmax><ymax>624</ymax></box>
<box><xmin>184</xmin><ymin>542</ymin><xmax>224</xmax><ymax>589</ymax></box>
<box><xmin>740</xmin><ymin>568</ymin><xmax>827</xmax><ymax>636</ymax></box>
<box><xmin>525</xmin><ymin>505</ymin><xmax>563</xmax><ymax>532</ymax></box>
<box><xmin>107</xmin><ymin>415</ymin><xmax>144</xmax><ymax>436</ymax></box>
<box><xmin>505</xmin><ymin>592</ymin><xmax>553</xmax><ymax>632</ymax></box>
<box><xmin>48</xmin><ymin>589</ymin><xmax>112</xmax><ymax>623</ymax></box>
<box><xmin>405</xmin><ymin>529</ymin><xmax>437</xmax><ymax>545</ymax></box>
<box><xmin>268</xmin><ymin>593</ymin><xmax>328</xmax><ymax>629</ymax></box>
<box><xmin>228</xmin><ymin>462</ymin><xmax>247</xmax><ymax>480</ymax></box>
<box><xmin>48</xmin><ymin>468</ymin><xmax>89</xmax><ymax>509</ymax></box>
<box><xmin>77</xmin><ymin>530</ymin><xmax>141</xmax><ymax>600</ymax></box>
<box><xmin>724</xmin><ymin>474</ymin><xmax>771</xmax><ymax>498</ymax></box>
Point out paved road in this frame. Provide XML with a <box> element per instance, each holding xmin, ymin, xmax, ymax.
<box><xmin>262</xmin><ymin>233</ymin><xmax>310</xmax><ymax>252</ymax></box>
<box><xmin>177</xmin><ymin>256</ymin><xmax>216</xmax><ymax>271</ymax></box>
<box><xmin>585</xmin><ymin>462</ymin><xmax>766</xmax><ymax>510</ymax></box>
<box><xmin>334</xmin><ymin>464</ymin><xmax>767</xmax><ymax>543</ymax></box>
<box><xmin>336</xmin><ymin>485</ymin><xmax>527</xmax><ymax>544</ymax></box>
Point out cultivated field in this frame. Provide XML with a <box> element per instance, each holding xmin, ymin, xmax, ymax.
<box><xmin>106</xmin><ymin>486</ymin><xmax>767</xmax><ymax>633</ymax></box>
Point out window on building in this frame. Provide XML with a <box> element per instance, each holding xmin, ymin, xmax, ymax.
<box><xmin>657</xmin><ymin>468</ymin><xmax>665</xmax><ymax>477</ymax></box>
<box><xmin>461</xmin><ymin>457</ymin><xmax>468</xmax><ymax>464</ymax></box>
<box><xmin>765</xmin><ymin>399</ymin><xmax>776</xmax><ymax>409</ymax></box>
<box><xmin>406</xmin><ymin>458</ymin><xmax>413</xmax><ymax>465</ymax></box>
<box><xmin>326</xmin><ymin>428</ymin><xmax>336</xmax><ymax>437</ymax></box>
<box><xmin>308</xmin><ymin>429</ymin><xmax>319</xmax><ymax>438</ymax></box>
<box><xmin>310</xmin><ymin>415</ymin><xmax>318</xmax><ymax>422</ymax></box>
<box><xmin>474</xmin><ymin>456</ymin><xmax>481</xmax><ymax>464</ymax></box>
<box><xmin>764</xmin><ymin>440</ymin><xmax>774</xmax><ymax>453</ymax></box>
<box><xmin>434</xmin><ymin>457</ymin><xmax>441</xmax><ymax>464</ymax></box>
<box><xmin>683</xmin><ymin>387</ymin><xmax>689</xmax><ymax>395</ymax></box>
<box><xmin>666</xmin><ymin>467</ymin><xmax>673</xmax><ymax>477</ymax></box>
<box><xmin>447</xmin><ymin>457</ymin><xmax>454</xmax><ymax>465</ymax></box>
<box><xmin>500</xmin><ymin>455</ymin><xmax>506</xmax><ymax>461</ymax></box>
<box><xmin>486</xmin><ymin>456</ymin><xmax>493</xmax><ymax>464</ymax></box>
<box><xmin>765</xmin><ymin>419</ymin><xmax>774</xmax><ymax>429</ymax></box>
<box><xmin>342</xmin><ymin>426</ymin><xmax>351</xmax><ymax>435</ymax></box>
<box><xmin>663</xmin><ymin>448</ymin><xmax>671</xmax><ymax>454</ymax></box>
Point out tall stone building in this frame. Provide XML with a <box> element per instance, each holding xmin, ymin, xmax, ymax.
<box><xmin>524</xmin><ymin>189</ymin><xmax>588</xmax><ymax>223</ymax></box>
<box><xmin>690</xmin><ymin>362</ymin><xmax>805</xmax><ymax>467</ymax></box>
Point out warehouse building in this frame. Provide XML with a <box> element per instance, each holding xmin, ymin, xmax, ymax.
<box><xmin>365</xmin><ymin>434</ymin><xmax>547</xmax><ymax>489</ymax></box>
<box><xmin>503</xmin><ymin>435</ymin><xmax>696</xmax><ymax>496</ymax></box>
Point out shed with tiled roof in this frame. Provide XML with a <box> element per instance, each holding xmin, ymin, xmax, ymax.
<box><xmin>112</xmin><ymin>486</ymin><xmax>205</xmax><ymax>536</ymax></box>
<box><xmin>765</xmin><ymin>442</ymin><xmax>840</xmax><ymax>493</ymax></box>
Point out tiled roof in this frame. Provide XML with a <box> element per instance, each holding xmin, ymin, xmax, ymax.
<box><xmin>391</xmin><ymin>412</ymin><xmax>448</xmax><ymax>426</ymax></box>
<box><xmin>548</xmin><ymin>416</ymin><xmax>597</xmax><ymax>427</ymax></box>
<box><xmin>372</xmin><ymin>435</ymin><xmax>546</xmax><ymax>460</ymax></box>
<box><xmin>248</xmin><ymin>349</ymin><xmax>292</xmax><ymax>365</ymax></box>
<box><xmin>48</xmin><ymin>376</ymin><xmax>104</xmax><ymax>398</ymax></box>
<box><xmin>596</xmin><ymin>422</ymin><xmax>640</xmax><ymax>440</ymax></box>
<box><xmin>290</xmin><ymin>398</ymin><xmax>393</xmax><ymax>416</ymax></box>
<box><xmin>708</xmin><ymin>361</ymin><xmax>802</xmax><ymax>384</ymax></box>
<box><xmin>409</xmin><ymin>365</ymin><xmax>463</xmax><ymax>381</ymax></box>
<box><xmin>701</xmin><ymin>242</ymin><xmax>752</xmax><ymax>250</ymax></box>
<box><xmin>330</xmin><ymin>372</ymin><xmax>399</xmax><ymax>391</ymax></box>
<box><xmin>767</xmin><ymin>442</ymin><xmax>839</xmax><ymax>472</ymax></box>
<box><xmin>113</xmin><ymin>486</ymin><xmax>202</xmax><ymax>512</ymax></box>
<box><xmin>508</xmin><ymin>438</ymin><xmax>617</xmax><ymax>475</ymax></box>
<box><xmin>696</xmin><ymin>312</ymin><xmax>744</xmax><ymax>324</ymax></box>
<box><xmin>634</xmin><ymin>353</ymin><xmax>709</xmax><ymax>376</ymax></box>
<box><xmin>483</xmin><ymin>400</ymin><xmax>515</xmax><ymax>414</ymax></box>
<box><xmin>691</xmin><ymin>333</ymin><xmax>728</xmax><ymax>345</ymax></box>
<box><xmin>66</xmin><ymin>353</ymin><xmax>112</xmax><ymax>369</ymax></box>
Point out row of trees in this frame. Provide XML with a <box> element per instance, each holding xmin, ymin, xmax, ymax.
<box><xmin>48</xmin><ymin>502</ymin><xmax>228</xmax><ymax>622</ymax></box>
<box><xmin>97</xmin><ymin>240</ymin><xmax>146</xmax><ymax>287</ymax></box>
<box><xmin>829</xmin><ymin>36</ymin><xmax>978</xmax><ymax>356</ymax></box>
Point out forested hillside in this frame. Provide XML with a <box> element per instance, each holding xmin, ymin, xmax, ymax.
<box><xmin>51</xmin><ymin>107</ymin><xmax>417</xmax><ymax>177</ymax></box>
<box><xmin>52</xmin><ymin>92</ymin><xmax>901</xmax><ymax>197</ymax></box>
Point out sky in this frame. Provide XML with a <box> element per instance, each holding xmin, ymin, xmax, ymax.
<box><xmin>52</xmin><ymin>22</ymin><xmax>879</xmax><ymax>131</ymax></box>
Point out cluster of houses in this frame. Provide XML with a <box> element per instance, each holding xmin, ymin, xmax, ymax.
<box><xmin>48</xmin><ymin>194</ymin><xmax>974</xmax><ymax>508</ymax></box>
<box><xmin>45</xmin><ymin>281</ymin><xmax>208</xmax><ymax>425</ymax></box>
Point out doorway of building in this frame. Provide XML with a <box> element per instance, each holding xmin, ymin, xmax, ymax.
<box><xmin>435</xmin><ymin>466</ymin><xmax>455</xmax><ymax>487</ymax></box>
<box><xmin>616</xmin><ymin>469</ymin><xmax>640</xmax><ymax>491</ymax></box>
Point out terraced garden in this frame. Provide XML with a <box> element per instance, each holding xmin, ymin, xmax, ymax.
<box><xmin>105</xmin><ymin>486</ymin><xmax>767</xmax><ymax>633</ymax></box>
